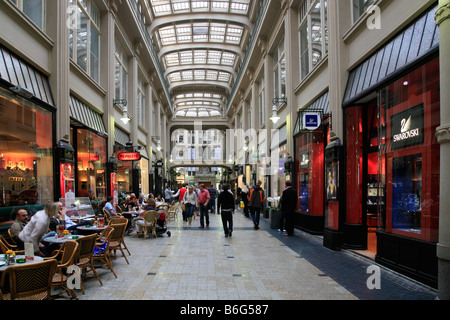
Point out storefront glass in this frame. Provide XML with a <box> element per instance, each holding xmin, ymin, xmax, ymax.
<box><xmin>295</xmin><ymin>131</ymin><xmax>325</xmax><ymax>215</ymax></box>
<box><xmin>74</xmin><ymin>128</ymin><xmax>107</xmax><ymax>201</ymax></box>
<box><xmin>0</xmin><ymin>89</ymin><xmax>54</xmax><ymax>206</ymax></box>
<box><xmin>139</xmin><ymin>157</ymin><xmax>149</xmax><ymax>195</ymax></box>
<box><xmin>114</xmin><ymin>146</ymin><xmax>133</xmax><ymax>194</ymax></box>
<box><xmin>381</xmin><ymin>57</ymin><xmax>440</xmax><ymax>242</ymax></box>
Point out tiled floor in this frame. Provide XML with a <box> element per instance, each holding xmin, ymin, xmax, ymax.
<box><xmin>74</xmin><ymin>209</ymin><xmax>437</xmax><ymax>301</ymax></box>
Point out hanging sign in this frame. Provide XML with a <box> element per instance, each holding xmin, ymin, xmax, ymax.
<box><xmin>118</xmin><ymin>152</ymin><xmax>141</xmax><ymax>161</ymax></box>
<box><xmin>303</xmin><ymin>112</ymin><xmax>321</xmax><ymax>131</ymax></box>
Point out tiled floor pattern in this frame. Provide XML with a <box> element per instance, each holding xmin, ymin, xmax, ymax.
<box><xmin>75</xmin><ymin>209</ymin><xmax>437</xmax><ymax>300</ymax></box>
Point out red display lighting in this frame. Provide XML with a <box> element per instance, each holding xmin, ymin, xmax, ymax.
<box><xmin>118</xmin><ymin>152</ymin><xmax>141</xmax><ymax>161</ymax></box>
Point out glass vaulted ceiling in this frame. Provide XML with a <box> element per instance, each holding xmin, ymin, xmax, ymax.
<box><xmin>147</xmin><ymin>0</ymin><xmax>254</xmax><ymax>119</ymax></box>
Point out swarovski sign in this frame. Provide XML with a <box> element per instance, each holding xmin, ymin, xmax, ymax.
<box><xmin>303</xmin><ymin>112</ymin><xmax>321</xmax><ymax>131</ymax></box>
<box><xmin>391</xmin><ymin>103</ymin><xmax>424</xmax><ymax>150</ymax></box>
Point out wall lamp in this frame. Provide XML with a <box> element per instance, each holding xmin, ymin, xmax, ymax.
<box><xmin>152</xmin><ymin>136</ymin><xmax>162</xmax><ymax>151</ymax></box>
<box><xmin>114</xmin><ymin>99</ymin><xmax>130</xmax><ymax>124</ymax></box>
<box><xmin>271</xmin><ymin>97</ymin><xmax>287</xmax><ymax>124</ymax></box>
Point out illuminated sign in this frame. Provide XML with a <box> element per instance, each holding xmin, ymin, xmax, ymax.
<box><xmin>303</xmin><ymin>112</ymin><xmax>321</xmax><ymax>131</ymax></box>
<box><xmin>391</xmin><ymin>104</ymin><xmax>424</xmax><ymax>150</ymax></box>
<box><xmin>118</xmin><ymin>152</ymin><xmax>141</xmax><ymax>161</ymax></box>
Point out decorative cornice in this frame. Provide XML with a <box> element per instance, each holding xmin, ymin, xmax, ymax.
<box><xmin>435</xmin><ymin>0</ymin><xmax>450</xmax><ymax>26</ymax></box>
<box><xmin>436</xmin><ymin>124</ymin><xmax>450</xmax><ymax>144</ymax></box>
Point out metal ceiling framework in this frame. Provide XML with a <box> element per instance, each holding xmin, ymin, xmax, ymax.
<box><xmin>147</xmin><ymin>0</ymin><xmax>256</xmax><ymax>119</ymax></box>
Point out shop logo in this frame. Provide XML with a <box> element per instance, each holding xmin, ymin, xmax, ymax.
<box><xmin>391</xmin><ymin>104</ymin><xmax>424</xmax><ymax>150</ymax></box>
<box><xmin>303</xmin><ymin>113</ymin><xmax>321</xmax><ymax>131</ymax></box>
<box><xmin>118</xmin><ymin>152</ymin><xmax>141</xmax><ymax>161</ymax></box>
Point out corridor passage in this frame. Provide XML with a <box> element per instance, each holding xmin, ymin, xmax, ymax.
<box><xmin>77</xmin><ymin>209</ymin><xmax>437</xmax><ymax>301</ymax></box>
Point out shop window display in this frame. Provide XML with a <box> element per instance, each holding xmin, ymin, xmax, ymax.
<box><xmin>0</xmin><ymin>89</ymin><xmax>53</xmax><ymax>206</ymax></box>
<box><xmin>73</xmin><ymin>128</ymin><xmax>107</xmax><ymax>201</ymax></box>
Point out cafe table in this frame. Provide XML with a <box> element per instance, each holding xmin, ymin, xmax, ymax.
<box><xmin>40</xmin><ymin>234</ymin><xmax>84</xmax><ymax>244</ymax></box>
<box><xmin>76</xmin><ymin>224</ymin><xmax>107</xmax><ymax>234</ymax></box>
<box><xmin>0</xmin><ymin>254</ymin><xmax>44</xmax><ymax>272</ymax></box>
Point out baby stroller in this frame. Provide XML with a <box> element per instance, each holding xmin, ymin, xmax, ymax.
<box><xmin>156</xmin><ymin>209</ymin><xmax>171</xmax><ymax>237</ymax></box>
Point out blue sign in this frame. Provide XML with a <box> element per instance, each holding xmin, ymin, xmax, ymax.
<box><xmin>303</xmin><ymin>112</ymin><xmax>321</xmax><ymax>131</ymax></box>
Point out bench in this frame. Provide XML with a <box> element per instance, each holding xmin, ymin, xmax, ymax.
<box><xmin>0</xmin><ymin>204</ymin><xmax>46</xmax><ymax>232</ymax></box>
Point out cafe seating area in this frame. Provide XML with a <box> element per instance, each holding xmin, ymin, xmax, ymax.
<box><xmin>0</xmin><ymin>200</ymin><xmax>180</xmax><ymax>300</ymax></box>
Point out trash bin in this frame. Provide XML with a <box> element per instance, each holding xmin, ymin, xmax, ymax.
<box><xmin>270</xmin><ymin>209</ymin><xmax>281</xmax><ymax>229</ymax></box>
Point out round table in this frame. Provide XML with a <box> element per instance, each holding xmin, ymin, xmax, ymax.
<box><xmin>76</xmin><ymin>225</ymin><xmax>107</xmax><ymax>234</ymax></box>
<box><xmin>0</xmin><ymin>255</ymin><xmax>44</xmax><ymax>272</ymax></box>
<box><xmin>40</xmin><ymin>234</ymin><xmax>84</xmax><ymax>244</ymax></box>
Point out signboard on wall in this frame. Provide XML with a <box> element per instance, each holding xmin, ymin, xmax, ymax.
<box><xmin>118</xmin><ymin>152</ymin><xmax>141</xmax><ymax>161</ymax></box>
<box><xmin>391</xmin><ymin>103</ymin><xmax>424</xmax><ymax>150</ymax></box>
<box><xmin>303</xmin><ymin>112</ymin><xmax>321</xmax><ymax>131</ymax></box>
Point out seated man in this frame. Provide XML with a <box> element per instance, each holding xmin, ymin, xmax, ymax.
<box><xmin>104</xmin><ymin>196</ymin><xmax>120</xmax><ymax>219</ymax></box>
<box><xmin>9</xmin><ymin>209</ymin><xmax>29</xmax><ymax>242</ymax></box>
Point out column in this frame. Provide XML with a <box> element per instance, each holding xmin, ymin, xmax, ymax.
<box><xmin>49</xmin><ymin>0</ymin><xmax>70</xmax><ymax>143</ymax></box>
<box><xmin>435</xmin><ymin>0</ymin><xmax>450</xmax><ymax>300</ymax></box>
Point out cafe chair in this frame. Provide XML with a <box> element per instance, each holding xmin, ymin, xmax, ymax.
<box><xmin>93</xmin><ymin>226</ymin><xmax>117</xmax><ymax>278</ymax></box>
<box><xmin>45</xmin><ymin>240</ymin><xmax>79</xmax><ymax>300</ymax></box>
<box><xmin>0</xmin><ymin>259</ymin><xmax>57</xmax><ymax>300</ymax></box>
<box><xmin>102</xmin><ymin>207</ymin><xmax>112</xmax><ymax>225</ymax></box>
<box><xmin>75</xmin><ymin>233</ymin><xmax>103</xmax><ymax>294</ymax></box>
<box><xmin>136</xmin><ymin>210</ymin><xmax>159</xmax><ymax>239</ymax></box>
<box><xmin>7</xmin><ymin>229</ymin><xmax>17</xmax><ymax>245</ymax></box>
<box><xmin>108</xmin><ymin>218</ymin><xmax>131</xmax><ymax>255</ymax></box>
<box><xmin>168</xmin><ymin>202</ymin><xmax>179</xmax><ymax>221</ymax></box>
<box><xmin>108</xmin><ymin>223</ymin><xmax>129</xmax><ymax>264</ymax></box>
<box><xmin>0</xmin><ymin>236</ymin><xmax>24</xmax><ymax>255</ymax></box>
<box><xmin>156</xmin><ymin>204</ymin><xmax>170</xmax><ymax>211</ymax></box>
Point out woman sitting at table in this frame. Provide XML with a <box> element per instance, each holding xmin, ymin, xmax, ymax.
<box><xmin>18</xmin><ymin>202</ymin><xmax>60</xmax><ymax>257</ymax></box>
<box><xmin>144</xmin><ymin>198</ymin><xmax>157</xmax><ymax>212</ymax></box>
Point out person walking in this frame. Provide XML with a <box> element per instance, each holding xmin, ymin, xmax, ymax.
<box><xmin>207</xmin><ymin>185</ymin><xmax>217</xmax><ymax>214</ymax></box>
<box><xmin>197</xmin><ymin>184</ymin><xmax>210</xmax><ymax>228</ymax></box>
<box><xmin>183</xmin><ymin>185</ymin><xmax>197</xmax><ymax>228</ymax></box>
<box><xmin>247</xmin><ymin>180</ymin><xmax>265</xmax><ymax>230</ymax></box>
<box><xmin>241</xmin><ymin>183</ymin><xmax>249</xmax><ymax>217</ymax></box>
<box><xmin>164</xmin><ymin>186</ymin><xmax>173</xmax><ymax>203</ymax></box>
<box><xmin>280</xmin><ymin>181</ymin><xmax>298</xmax><ymax>237</ymax></box>
<box><xmin>173</xmin><ymin>183</ymin><xmax>188</xmax><ymax>221</ymax></box>
<box><xmin>217</xmin><ymin>183</ymin><xmax>235</xmax><ymax>237</ymax></box>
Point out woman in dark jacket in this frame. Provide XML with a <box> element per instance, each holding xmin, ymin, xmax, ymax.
<box><xmin>217</xmin><ymin>183</ymin><xmax>235</xmax><ymax>237</ymax></box>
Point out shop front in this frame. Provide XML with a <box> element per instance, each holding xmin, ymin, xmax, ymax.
<box><xmin>293</xmin><ymin>91</ymin><xmax>330</xmax><ymax>234</ymax></box>
<box><xmin>340</xmin><ymin>5</ymin><xmax>440</xmax><ymax>287</ymax></box>
<box><xmin>0</xmin><ymin>45</ymin><xmax>56</xmax><ymax>226</ymax></box>
<box><xmin>69</xmin><ymin>95</ymin><xmax>107</xmax><ymax>203</ymax></box>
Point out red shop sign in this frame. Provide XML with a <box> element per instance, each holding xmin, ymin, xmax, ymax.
<box><xmin>118</xmin><ymin>152</ymin><xmax>141</xmax><ymax>161</ymax></box>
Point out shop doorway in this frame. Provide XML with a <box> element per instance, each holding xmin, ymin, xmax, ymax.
<box><xmin>361</xmin><ymin>100</ymin><xmax>386</xmax><ymax>257</ymax></box>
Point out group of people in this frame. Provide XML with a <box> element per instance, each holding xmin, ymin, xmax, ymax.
<box><xmin>9</xmin><ymin>201</ymin><xmax>91</xmax><ymax>257</ymax></box>
<box><xmin>239</xmin><ymin>180</ymin><xmax>298</xmax><ymax>237</ymax></box>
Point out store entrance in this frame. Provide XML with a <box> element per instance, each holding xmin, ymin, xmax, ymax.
<box><xmin>362</xmin><ymin>101</ymin><xmax>386</xmax><ymax>257</ymax></box>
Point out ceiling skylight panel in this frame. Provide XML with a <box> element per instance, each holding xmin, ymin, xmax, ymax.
<box><xmin>152</xmin><ymin>3</ymin><xmax>172</xmax><ymax>16</ymax></box>
<box><xmin>211</xmin><ymin>0</ymin><xmax>229</xmax><ymax>12</ymax></box>
<box><xmin>194</xmin><ymin>70</ymin><xmax>206</xmax><ymax>80</ymax></box>
<box><xmin>230</xmin><ymin>1</ymin><xmax>249</xmax><ymax>14</ymax></box>
<box><xmin>172</xmin><ymin>0</ymin><xmax>190</xmax><ymax>12</ymax></box>
<box><xmin>182</xmin><ymin>70</ymin><xmax>193</xmax><ymax>80</ymax></box>
<box><xmin>191</xmin><ymin>1</ymin><xmax>209</xmax><ymax>11</ymax></box>
<box><xmin>218</xmin><ymin>72</ymin><xmax>231</xmax><ymax>82</ymax></box>
<box><xmin>206</xmin><ymin>70</ymin><xmax>218</xmax><ymax>80</ymax></box>
<box><xmin>169</xmin><ymin>72</ymin><xmax>182</xmax><ymax>82</ymax></box>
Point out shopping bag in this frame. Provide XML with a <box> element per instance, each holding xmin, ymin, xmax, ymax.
<box><xmin>240</xmin><ymin>201</ymin><xmax>244</xmax><ymax>209</ymax></box>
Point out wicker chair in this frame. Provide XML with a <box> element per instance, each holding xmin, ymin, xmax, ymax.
<box><xmin>75</xmin><ymin>233</ymin><xmax>103</xmax><ymax>294</ymax></box>
<box><xmin>136</xmin><ymin>211</ymin><xmax>159</xmax><ymax>239</ymax></box>
<box><xmin>167</xmin><ymin>202</ymin><xmax>179</xmax><ymax>221</ymax></box>
<box><xmin>0</xmin><ymin>259</ymin><xmax>57</xmax><ymax>300</ymax></box>
<box><xmin>92</xmin><ymin>226</ymin><xmax>117</xmax><ymax>278</ymax></box>
<box><xmin>108</xmin><ymin>218</ymin><xmax>131</xmax><ymax>255</ymax></box>
<box><xmin>108</xmin><ymin>223</ymin><xmax>129</xmax><ymax>264</ymax></box>
<box><xmin>0</xmin><ymin>236</ymin><xmax>24</xmax><ymax>255</ymax></box>
<box><xmin>45</xmin><ymin>240</ymin><xmax>79</xmax><ymax>300</ymax></box>
<box><xmin>7</xmin><ymin>229</ymin><xmax>17</xmax><ymax>245</ymax></box>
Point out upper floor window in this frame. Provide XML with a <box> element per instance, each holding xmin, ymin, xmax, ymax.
<box><xmin>137</xmin><ymin>78</ymin><xmax>146</xmax><ymax>128</ymax></box>
<box><xmin>11</xmin><ymin>0</ymin><xmax>46</xmax><ymax>30</ymax></box>
<box><xmin>258</xmin><ymin>77</ymin><xmax>265</xmax><ymax>127</ymax></box>
<box><xmin>114</xmin><ymin>41</ymin><xmax>128</xmax><ymax>101</ymax></box>
<box><xmin>273</xmin><ymin>38</ymin><xmax>286</xmax><ymax>99</ymax></box>
<box><xmin>352</xmin><ymin>0</ymin><xmax>375</xmax><ymax>23</ymax></box>
<box><xmin>299</xmin><ymin>0</ymin><xmax>328</xmax><ymax>80</ymax></box>
<box><xmin>69</xmin><ymin>0</ymin><xmax>100</xmax><ymax>82</ymax></box>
